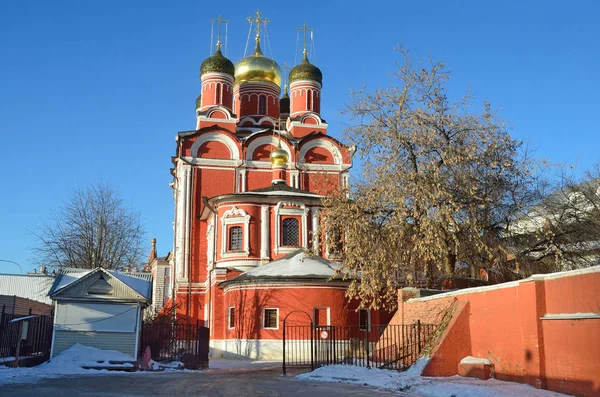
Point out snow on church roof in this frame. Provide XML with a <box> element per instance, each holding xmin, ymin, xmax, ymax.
<box><xmin>221</xmin><ymin>250</ymin><xmax>348</xmax><ymax>286</ymax></box>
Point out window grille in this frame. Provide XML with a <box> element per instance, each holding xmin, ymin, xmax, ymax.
<box><xmin>228</xmin><ymin>307</ymin><xmax>235</xmax><ymax>329</ymax></box>
<box><xmin>229</xmin><ymin>226</ymin><xmax>243</xmax><ymax>251</ymax></box>
<box><xmin>259</xmin><ymin>95</ymin><xmax>266</xmax><ymax>114</ymax></box>
<box><xmin>282</xmin><ymin>218</ymin><xmax>299</xmax><ymax>246</ymax></box>
<box><xmin>263</xmin><ymin>308</ymin><xmax>278</xmax><ymax>329</ymax></box>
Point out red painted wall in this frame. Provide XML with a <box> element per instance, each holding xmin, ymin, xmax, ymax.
<box><xmin>218</xmin><ymin>285</ymin><xmax>391</xmax><ymax>341</ymax></box>
<box><xmin>390</xmin><ymin>268</ymin><xmax>600</xmax><ymax>397</ymax></box>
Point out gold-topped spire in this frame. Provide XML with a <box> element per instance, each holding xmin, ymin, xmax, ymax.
<box><xmin>270</xmin><ymin>135</ymin><xmax>289</xmax><ymax>166</ymax></box>
<box><xmin>297</xmin><ymin>23</ymin><xmax>313</xmax><ymax>59</ymax></box>
<box><xmin>247</xmin><ymin>10</ymin><xmax>269</xmax><ymax>44</ymax></box>
<box><xmin>211</xmin><ymin>14</ymin><xmax>228</xmax><ymax>50</ymax></box>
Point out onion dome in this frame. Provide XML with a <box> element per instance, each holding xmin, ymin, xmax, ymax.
<box><xmin>289</xmin><ymin>51</ymin><xmax>322</xmax><ymax>85</ymax></box>
<box><xmin>234</xmin><ymin>41</ymin><xmax>282</xmax><ymax>87</ymax></box>
<box><xmin>270</xmin><ymin>142</ymin><xmax>289</xmax><ymax>165</ymax></box>
<box><xmin>195</xmin><ymin>94</ymin><xmax>202</xmax><ymax>109</ymax></box>
<box><xmin>200</xmin><ymin>45</ymin><xmax>235</xmax><ymax>77</ymax></box>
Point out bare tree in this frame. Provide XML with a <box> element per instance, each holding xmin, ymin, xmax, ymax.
<box><xmin>321</xmin><ymin>46</ymin><xmax>544</xmax><ymax>310</ymax></box>
<box><xmin>33</xmin><ymin>182</ymin><xmax>145</xmax><ymax>270</ymax></box>
<box><xmin>511</xmin><ymin>162</ymin><xmax>600</xmax><ymax>273</ymax></box>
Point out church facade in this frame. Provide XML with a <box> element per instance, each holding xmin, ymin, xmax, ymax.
<box><xmin>169</xmin><ymin>13</ymin><xmax>391</xmax><ymax>359</ymax></box>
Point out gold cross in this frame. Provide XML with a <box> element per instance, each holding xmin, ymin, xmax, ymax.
<box><xmin>211</xmin><ymin>15</ymin><xmax>229</xmax><ymax>48</ymax></box>
<box><xmin>297</xmin><ymin>23</ymin><xmax>313</xmax><ymax>55</ymax></box>
<box><xmin>247</xmin><ymin>10</ymin><xmax>269</xmax><ymax>41</ymax></box>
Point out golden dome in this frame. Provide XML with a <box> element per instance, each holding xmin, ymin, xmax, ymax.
<box><xmin>270</xmin><ymin>143</ymin><xmax>289</xmax><ymax>166</ymax></box>
<box><xmin>234</xmin><ymin>41</ymin><xmax>282</xmax><ymax>87</ymax></box>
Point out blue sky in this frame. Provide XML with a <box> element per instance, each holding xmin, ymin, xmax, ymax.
<box><xmin>1</xmin><ymin>0</ymin><xmax>598</xmax><ymax>273</ymax></box>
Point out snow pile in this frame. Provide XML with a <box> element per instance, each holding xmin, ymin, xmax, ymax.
<box><xmin>296</xmin><ymin>363</ymin><xmax>568</xmax><ymax>397</ymax></box>
<box><xmin>460</xmin><ymin>355</ymin><xmax>493</xmax><ymax>365</ymax></box>
<box><xmin>0</xmin><ymin>344</ymin><xmax>135</xmax><ymax>385</ymax></box>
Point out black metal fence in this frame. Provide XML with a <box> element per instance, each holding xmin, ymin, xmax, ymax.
<box><xmin>283</xmin><ymin>321</ymin><xmax>437</xmax><ymax>374</ymax></box>
<box><xmin>0</xmin><ymin>310</ymin><xmax>53</xmax><ymax>364</ymax></box>
<box><xmin>140</xmin><ymin>321</ymin><xmax>209</xmax><ymax>365</ymax></box>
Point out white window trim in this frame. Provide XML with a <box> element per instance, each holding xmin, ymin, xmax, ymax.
<box><xmin>228</xmin><ymin>306</ymin><xmax>235</xmax><ymax>329</ymax></box>
<box><xmin>313</xmin><ymin>306</ymin><xmax>330</xmax><ymax>326</ymax></box>
<box><xmin>221</xmin><ymin>206</ymin><xmax>250</xmax><ymax>258</ymax></box>
<box><xmin>262</xmin><ymin>308</ymin><xmax>279</xmax><ymax>330</ymax></box>
<box><xmin>274</xmin><ymin>202</ymin><xmax>308</xmax><ymax>254</ymax></box>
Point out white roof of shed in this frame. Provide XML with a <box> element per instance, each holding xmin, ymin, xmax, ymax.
<box><xmin>0</xmin><ymin>274</ymin><xmax>54</xmax><ymax>305</ymax></box>
<box><xmin>49</xmin><ymin>268</ymin><xmax>152</xmax><ymax>300</ymax></box>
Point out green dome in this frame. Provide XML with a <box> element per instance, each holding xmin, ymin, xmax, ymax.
<box><xmin>195</xmin><ymin>94</ymin><xmax>202</xmax><ymax>109</ymax></box>
<box><xmin>200</xmin><ymin>47</ymin><xmax>235</xmax><ymax>77</ymax></box>
<box><xmin>289</xmin><ymin>54</ymin><xmax>322</xmax><ymax>85</ymax></box>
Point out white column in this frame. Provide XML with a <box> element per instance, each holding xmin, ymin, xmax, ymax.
<box><xmin>241</xmin><ymin>169</ymin><xmax>247</xmax><ymax>192</ymax></box>
<box><xmin>302</xmin><ymin>207</ymin><xmax>309</xmax><ymax>249</ymax></box>
<box><xmin>312</xmin><ymin>207</ymin><xmax>320</xmax><ymax>255</ymax></box>
<box><xmin>183</xmin><ymin>167</ymin><xmax>192</xmax><ymax>279</ymax></box>
<box><xmin>175</xmin><ymin>164</ymin><xmax>189</xmax><ymax>280</ymax></box>
<box><xmin>261</xmin><ymin>205</ymin><xmax>270</xmax><ymax>259</ymax></box>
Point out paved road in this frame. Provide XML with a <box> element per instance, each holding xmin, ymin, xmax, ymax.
<box><xmin>1</xmin><ymin>365</ymin><xmax>420</xmax><ymax>396</ymax></box>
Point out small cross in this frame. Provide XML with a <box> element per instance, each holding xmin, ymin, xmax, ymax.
<box><xmin>248</xmin><ymin>10</ymin><xmax>269</xmax><ymax>41</ymax></box>
<box><xmin>282</xmin><ymin>61</ymin><xmax>291</xmax><ymax>86</ymax></box>
<box><xmin>297</xmin><ymin>23</ymin><xmax>313</xmax><ymax>55</ymax></box>
<box><xmin>211</xmin><ymin>15</ymin><xmax>229</xmax><ymax>48</ymax></box>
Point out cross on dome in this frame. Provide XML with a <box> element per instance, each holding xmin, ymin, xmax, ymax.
<box><xmin>297</xmin><ymin>23</ymin><xmax>313</xmax><ymax>58</ymax></box>
<box><xmin>211</xmin><ymin>14</ymin><xmax>229</xmax><ymax>50</ymax></box>
<box><xmin>247</xmin><ymin>10</ymin><xmax>269</xmax><ymax>43</ymax></box>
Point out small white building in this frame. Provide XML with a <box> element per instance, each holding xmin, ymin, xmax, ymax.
<box><xmin>48</xmin><ymin>267</ymin><xmax>152</xmax><ymax>358</ymax></box>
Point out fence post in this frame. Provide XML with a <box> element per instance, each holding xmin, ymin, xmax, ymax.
<box><xmin>366</xmin><ymin>323</ymin><xmax>370</xmax><ymax>369</ymax></box>
<box><xmin>310</xmin><ymin>321</ymin><xmax>314</xmax><ymax>371</ymax></box>
<box><xmin>417</xmin><ymin>320</ymin><xmax>421</xmax><ymax>356</ymax></box>
<box><xmin>282</xmin><ymin>323</ymin><xmax>287</xmax><ymax>376</ymax></box>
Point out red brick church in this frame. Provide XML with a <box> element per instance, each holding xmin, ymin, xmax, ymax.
<box><xmin>166</xmin><ymin>12</ymin><xmax>391</xmax><ymax>359</ymax></box>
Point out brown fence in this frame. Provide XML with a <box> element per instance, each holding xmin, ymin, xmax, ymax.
<box><xmin>0</xmin><ymin>307</ymin><xmax>53</xmax><ymax>364</ymax></box>
<box><xmin>140</xmin><ymin>321</ymin><xmax>209</xmax><ymax>365</ymax></box>
<box><xmin>283</xmin><ymin>321</ymin><xmax>437</xmax><ymax>374</ymax></box>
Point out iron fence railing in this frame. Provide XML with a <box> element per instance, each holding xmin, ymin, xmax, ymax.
<box><xmin>140</xmin><ymin>321</ymin><xmax>209</xmax><ymax>364</ymax></box>
<box><xmin>283</xmin><ymin>321</ymin><xmax>437</xmax><ymax>374</ymax></box>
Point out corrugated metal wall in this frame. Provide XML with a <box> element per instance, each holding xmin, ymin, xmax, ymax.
<box><xmin>0</xmin><ymin>275</ymin><xmax>54</xmax><ymax>304</ymax></box>
<box><xmin>0</xmin><ymin>295</ymin><xmax>53</xmax><ymax>316</ymax></box>
<box><xmin>0</xmin><ymin>295</ymin><xmax>15</xmax><ymax>314</ymax></box>
<box><xmin>52</xmin><ymin>330</ymin><xmax>136</xmax><ymax>358</ymax></box>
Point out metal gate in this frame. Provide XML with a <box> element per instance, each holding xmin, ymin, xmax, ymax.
<box><xmin>283</xmin><ymin>321</ymin><xmax>437</xmax><ymax>375</ymax></box>
<box><xmin>140</xmin><ymin>320</ymin><xmax>209</xmax><ymax>366</ymax></box>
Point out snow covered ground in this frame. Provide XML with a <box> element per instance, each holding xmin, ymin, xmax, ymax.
<box><xmin>296</xmin><ymin>360</ymin><xmax>568</xmax><ymax>397</ymax></box>
<box><xmin>0</xmin><ymin>344</ymin><xmax>197</xmax><ymax>385</ymax></box>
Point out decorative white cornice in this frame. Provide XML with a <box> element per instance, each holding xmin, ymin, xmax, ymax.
<box><xmin>298</xmin><ymin>138</ymin><xmax>342</xmax><ymax>165</ymax></box>
<box><xmin>246</xmin><ymin>135</ymin><xmax>293</xmax><ymax>163</ymax></box>
<box><xmin>190</xmin><ymin>131</ymin><xmax>241</xmax><ymax>160</ymax></box>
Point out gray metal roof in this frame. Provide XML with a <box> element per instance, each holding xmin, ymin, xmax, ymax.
<box><xmin>0</xmin><ymin>274</ymin><xmax>54</xmax><ymax>305</ymax></box>
<box><xmin>49</xmin><ymin>268</ymin><xmax>152</xmax><ymax>300</ymax></box>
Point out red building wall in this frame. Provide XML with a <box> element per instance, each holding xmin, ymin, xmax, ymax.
<box><xmin>390</xmin><ymin>267</ymin><xmax>600</xmax><ymax>397</ymax></box>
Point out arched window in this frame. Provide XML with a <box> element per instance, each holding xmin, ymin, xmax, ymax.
<box><xmin>229</xmin><ymin>226</ymin><xmax>243</xmax><ymax>251</ymax></box>
<box><xmin>282</xmin><ymin>218</ymin><xmax>299</xmax><ymax>246</ymax></box>
<box><xmin>306</xmin><ymin>89</ymin><xmax>312</xmax><ymax>110</ymax></box>
<box><xmin>259</xmin><ymin>95</ymin><xmax>266</xmax><ymax>114</ymax></box>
